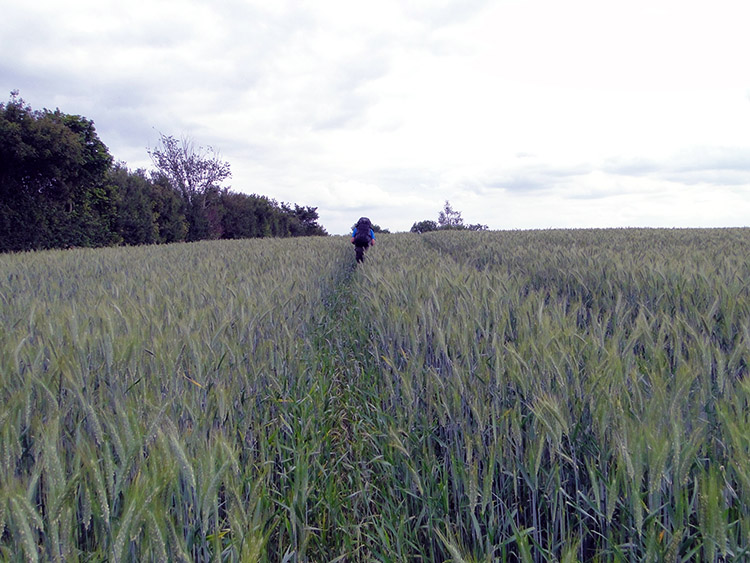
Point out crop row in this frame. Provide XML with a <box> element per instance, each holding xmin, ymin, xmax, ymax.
<box><xmin>1</xmin><ymin>229</ymin><xmax>749</xmax><ymax>561</ymax></box>
<box><xmin>356</xmin><ymin>229</ymin><xmax>750</xmax><ymax>561</ymax></box>
<box><xmin>0</xmin><ymin>238</ymin><xmax>353</xmax><ymax>561</ymax></box>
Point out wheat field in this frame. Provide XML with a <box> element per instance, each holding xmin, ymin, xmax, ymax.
<box><xmin>1</xmin><ymin>229</ymin><xmax>749</xmax><ymax>561</ymax></box>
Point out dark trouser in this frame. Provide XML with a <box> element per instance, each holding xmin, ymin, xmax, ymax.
<box><xmin>354</xmin><ymin>244</ymin><xmax>367</xmax><ymax>263</ymax></box>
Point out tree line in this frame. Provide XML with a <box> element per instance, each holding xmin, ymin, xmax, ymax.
<box><xmin>0</xmin><ymin>92</ymin><xmax>326</xmax><ymax>253</ymax></box>
<box><xmin>410</xmin><ymin>201</ymin><xmax>488</xmax><ymax>233</ymax></box>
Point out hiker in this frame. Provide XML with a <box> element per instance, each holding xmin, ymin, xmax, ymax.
<box><xmin>351</xmin><ymin>217</ymin><xmax>375</xmax><ymax>263</ymax></box>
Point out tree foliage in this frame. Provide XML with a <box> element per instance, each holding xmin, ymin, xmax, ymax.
<box><xmin>438</xmin><ymin>200</ymin><xmax>463</xmax><ymax>228</ymax></box>
<box><xmin>411</xmin><ymin>201</ymin><xmax>488</xmax><ymax>234</ymax></box>
<box><xmin>110</xmin><ymin>164</ymin><xmax>159</xmax><ymax>245</ymax></box>
<box><xmin>220</xmin><ymin>193</ymin><xmax>325</xmax><ymax>239</ymax></box>
<box><xmin>147</xmin><ymin>134</ymin><xmax>231</xmax><ymax>206</ymax></box>
<box><xmin>410</xmin><ymin>220</ymin><xmax>438</xmax><ymax>234</ymax></box>
<box><xmin>0</xmin><ymin>91</ymin><xmax>118</xmax><ymax>251</ymax></box>
<box><xmin>148</xmin><ymin>134</ymin><xmax>231</xmax><ymax>241</ymax></box>
<box><xmin>0</xmin><ymin>92</ymin><xmax>327</xmax><ymax>252</ymax></box>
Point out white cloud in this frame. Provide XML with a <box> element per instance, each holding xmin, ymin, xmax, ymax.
<box><xmin>2</xmin><ymin>0</ymin><xmax>750</xmax><ymax>234</ymax></box>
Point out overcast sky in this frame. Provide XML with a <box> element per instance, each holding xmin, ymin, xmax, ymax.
<box><xmin>3</xmin><ymin>0</ymin><xmax>750</xmax><ymax>234</ymax></box>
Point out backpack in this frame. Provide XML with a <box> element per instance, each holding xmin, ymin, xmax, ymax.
<box><xmin>353</xmin><ymin>217</ymin><xmax>372</xmax><ymax>246</ymax></box>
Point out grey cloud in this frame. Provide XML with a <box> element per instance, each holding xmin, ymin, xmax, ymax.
<box><xmin>376</xmin><ymin>167</ymin><xmax>442</xmax><ymax>189</ymax></box>
<box><xmin>486</xmin><ymin>176</ymin><xmax>548</xmax><ymax>193</ymax></box>
<box><xmin>663</xmin><ymin>169</ymin><xmax>750</xmax><ymax>186</ymax></box>
<box><xmin>602</xmin><ymin>157</ymin><xmax>660</xmax><ymax>176</ymax></box>
<box><xmin>567</xmin><ymin>187</ymin><xmax>625</xmax><ymax>201</ymax></box>
<box><xmin>604</xmin><ymin>147</ymin><xmax>750</xmax><ymax>186</ymax></box>
<box><xmin>0</xmin><ymin>64</ymin><xmax>56</xmax><ymax>101</ymax></box>
<box><xmin>402</xmin><ymin>0</ymin><xmax>491</xmax><ymax>28</ymax></box>
<box><xmin>483</xmin><ymin>163</ymin><xmax>592</xmax><ymax>194</ymax></box>
<box><xmin>670</xmin><ymin>147</ymin><xmax>750</xmax><ymax>173</ymax></box>
<box><xmin>309</xmin><ymin>48</ymin><xmax>392</xmax><ymax>131</ymax></box>
<box><xmin>311</xmin><ymin>97</ymin><xmax>369</xmax><ymax>130</ymax></box>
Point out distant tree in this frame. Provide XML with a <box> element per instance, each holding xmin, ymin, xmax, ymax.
<box><xmin>411</xmin><ymin>201</ymin><xmax>487</xmax><ymax>234</ymax></box>
<box><xmin>283</xmin><ymin>203</ymin><xmax>327</xmax><ymax>236</ymax></box>
<box><xmin>218</xmin><ymin>193</ymin><xmax>326</xmax><ymax>240</ymax></box>
<box><xmin>148</xmin><ymin>133</ymin><xmax>231</xmax><ymax>241</ymax></box>
<box><xmin>410</xmin><ymin>220</ymin><xmax>438</xmax><ymax>233</ymax></box>
<box><xmin>220</xmin><ymin>192</ymin><xmax>266</xmax><ymax>239</ymax></box>
<box><xmin>438</xmin><ymin>200</ymin><xmax>463</xmax><ymax>229</ymax></box>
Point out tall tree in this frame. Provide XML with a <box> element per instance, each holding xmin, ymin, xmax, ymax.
<box><xmin>148</xmin><ymin>134</ymin><xmax>231</xmax><ymax>241</ymax></box>
<box><xmin>438</xmin><ymin>200</ymin><xmax>464</xmax><ymax>229</ymax></box>
<box><xmin>411</xmin><ymin>201</ymin><xmax>487</xmax><ymax>234</ymax></box>
<box><xmin>0</xmin><ymin>91</ymin><xmax>116</xmax><ymax>251</ymax></box>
